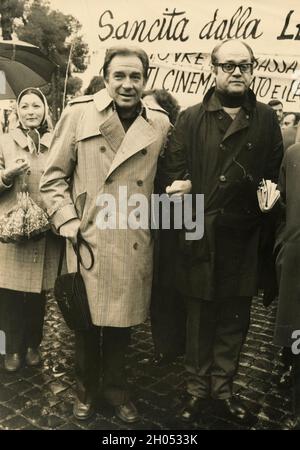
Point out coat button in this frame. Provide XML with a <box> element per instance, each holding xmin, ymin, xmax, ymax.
<box><xmin>133</xmin><ymin>242</ymin><xmax>138</xmax><ymax>250</ymax></box>
<box><xmin>219</xmin><ymin>175</ymin><xmax>227</xmax><ymax>182</ymax></box>
<box><xmin>141</xmin><ymin>149</ymin><xmax>147</xmax><ymax>155</ymax></box>
<box><xmin>219</xmin><ymin>143</ymin><xmax>226</xmax><ymax>150</ymax></box>
<box><xmin>100</xmin><ymin>146</ymin><xmax>106</xmax><ymax>153</ymax></box>
<box><xmin>245</xmin><ymin>114</ymin><xmax>250</xmax><ymax>119</ymax></box>
<box><xmin>246</xmin><ymin>142</ymin><xmax>253</xmax><ymax>150</ymax></box>
<box><xmin>137</xmin><ymin>180</ymin><xmax>143</xmax><ymax>186</ymax></box>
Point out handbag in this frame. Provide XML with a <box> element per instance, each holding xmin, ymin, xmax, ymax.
<box><xmin>54</xmin><ymin>232</ymin><xmax>94</xmax><ymax>331</ymax></box>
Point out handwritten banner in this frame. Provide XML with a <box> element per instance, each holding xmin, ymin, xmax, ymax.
<box><xmin>84</xmin><ymin>0</ymin><xmax>300</xmax><ymax>55</ymax></box>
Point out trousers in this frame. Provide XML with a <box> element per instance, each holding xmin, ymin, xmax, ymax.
<box><xmin>185</xmin><ymin>296</ymin><xmax>252</xmax><ymax>399</ymax></box>
<box><xmin>0</xmin><ymin>288</ymin><xmax>46</xmax><ymax>354</ymax></box>
<box><xmin>74</xmin><ymin>325</ymin><xmax>131</xmax><ymax>406</ymax></box>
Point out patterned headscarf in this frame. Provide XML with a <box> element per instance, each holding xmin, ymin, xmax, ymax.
<box><xmin>16</xmin><ymin>87</ymin><xmax>50</xmax><ymax>154</ymax></box>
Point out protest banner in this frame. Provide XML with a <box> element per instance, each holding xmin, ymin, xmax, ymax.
<box><xmin>78</xmin><ymin>0</ymin><xmax>300</xmax><ymax>110</ymax></box>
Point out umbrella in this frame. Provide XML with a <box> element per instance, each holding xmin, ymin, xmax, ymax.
<box><xmin>0</xmin><ymin>39</ymin><xmax>57</xmax><ymax>99</ymax></box>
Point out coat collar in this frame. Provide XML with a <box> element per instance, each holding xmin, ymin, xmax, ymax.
<box><xmin>78</xmin><ymin>88</ymin><xmax>152</xmax><ymax>147</ymax></box>
<box><xmin>77</xmin><ymin>89</ymin><xmax>160</xmax><ymax>179</ymax></box>
<box><xmin>10</xmin><ymin>127</ymin><xmax>52</xmax><ymax>150</ymax></box>
<box><xmin>93</xmin><ymin>88</ymin><xmax>151</xmax><ymax>117</ymax></box>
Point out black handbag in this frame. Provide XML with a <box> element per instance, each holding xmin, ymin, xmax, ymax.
<box><xmin>54</xmin><ymin>233</ymin><xmax>94</xmax><ymax>331</ymax></box>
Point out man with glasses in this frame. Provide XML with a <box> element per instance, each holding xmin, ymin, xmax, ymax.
<box><xmin>160</xmin><ymin>39</ymin><xmax>283</xmax><ymax>425</ymax></box>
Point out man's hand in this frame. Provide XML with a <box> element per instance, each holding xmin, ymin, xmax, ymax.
<box><xmin>2</xmin><ymin>158</ymin><xmax>30</xmax><ymax>184</ymax></box>
<box><xmin>166</xmin><ymin>180</ymin><xmax>192</xmax><ymax>197</ymax></box>
<box><xmin>59</xmin><ymin>218</ymin><xmax>80</xmax><ymax>244</ymax></box>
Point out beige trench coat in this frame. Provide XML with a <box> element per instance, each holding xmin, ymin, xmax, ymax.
<box><xmin>40</xmin><ymin>89</ymin><xmax>170</xmax><ymax>327</ymax></box>
<box><xmin>0</xmin><ymin>129</ymin><xmax>61</xmax><ymax>293</ymax></box>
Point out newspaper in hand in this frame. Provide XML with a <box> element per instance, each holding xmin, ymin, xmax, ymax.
<box><xmin>257</xmin><ymin>179</ymin><xmax>280</xmax><ymax>212</ymax></box>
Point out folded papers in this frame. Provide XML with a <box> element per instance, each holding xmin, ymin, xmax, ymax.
<box><xmin>257</xmin><ymin>179</ymin><xmax>280</xmax><ymax>212</ymax></box>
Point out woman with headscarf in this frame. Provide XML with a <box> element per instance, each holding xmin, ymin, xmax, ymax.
<box><xmin>0</xmin><ymin>87</ymin><xmax>60</xmax><ymax>372</ymax></box>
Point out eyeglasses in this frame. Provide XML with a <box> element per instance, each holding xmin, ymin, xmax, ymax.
<box><xmin>213</xmin><ymin>63</ymin><xmax>253</xmax><ymax>74</ymax></box>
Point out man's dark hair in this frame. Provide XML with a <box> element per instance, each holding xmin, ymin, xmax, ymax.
<box><xmin>84</xmin><ymin>76</ymin><xmax>105</xmax><ymax>95</ymax></box>
<box><xmin>268</xmin><ymin>99</ymin><xmax>283</xmax><ymax>108</ymax></box>
<box><xmin>211</xmin><ymin>39</ymin><xmax>255</xmax><ymax>65</ymax></box>
<box><xmin>142</xmin><ymin>89</ymin><xmax>180</xmax><ymax>125</ymax></box>
<box><xmin>103</xmin><ymin>46</ymin><xmax>149</xmax><ymax>81</ymax></box>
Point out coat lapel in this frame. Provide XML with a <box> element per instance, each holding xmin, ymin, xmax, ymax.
<box><xmin>106</xmin><ymin>115</ymin><xmax>158</xmax><ymax>179</ymax></box>
<box><xmin>10</xmin><ymin>128</ymin><xmax>52</xmax><ymax>150</ymax></box>
<box><xmin>10</xmin><ymin>128</ymin><xmax>28</xmax><ymax>149</ymax></box>
<box><xmin>98</xmin><ymin>111</ymin><xmax>125</xmax><ymax>153</ymax></box>
<box><xmin>221</xmin><ymin>109</ymin><xmax>251</xmax><ymax>175</ymax></box>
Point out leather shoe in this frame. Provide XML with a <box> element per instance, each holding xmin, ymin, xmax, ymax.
<box><xmin>179</xmin><ymin>395</ymin><xmax>203</xmax><ymax>423</ymax></box>
<box><xmin>217</xmin><ymin>397</ymin><xmax>254</xmax><ymax>425</ymax></box>
<box><xmin>4</xmin><ymin>353</ymin><xmax>22</xmax><ymax>372</ymax></box>
<box><xmin>282</xmin><ymin>414</ymin><xmax>300</xmax><ymax>430</ymax></box>
<box><xmin>115</xmin><ymin>401</ymin><xmax>139</xmax><ymax>423</ymax></box>
<box><xmin>25</xmin><ymin>348</ymin><xmax>42</xmax><ymax>367</ymax></box>
<box><xmin>73</xmin><ymin>397</ymin><xmax>95</xmax><ymax>421</ymax></box>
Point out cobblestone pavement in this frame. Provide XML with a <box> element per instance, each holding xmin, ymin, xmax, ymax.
<box><xmin>0</xmin><ymin>294</ymin><xmax>293</xmax><ymax>430</ymax></box>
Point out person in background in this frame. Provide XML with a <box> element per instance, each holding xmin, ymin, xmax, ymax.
<box><xmin>268</xmin><ymin>99</ymin><xmax>284</xmax><ymax>126</ymax></box>
<box><xmin>0</xmin><ymin>87</ymin><xmax>60</xmax><ymax>372</ymax></box>
<box><xmin>160</xmin><ymin>39</ymin><xmax>283</xmax><ymax>425</ymax></box>
<box><xmin>142</xmin><ymin>89</ymin><xmax>180</xmax><ymax>126</ymax></box>
<box><xmin>84</xmin><ymin>75</ymin><xmax>105</xmax><ymax>95</ymax></box>
<box><xmin>274</xmin><ymin>141</ymin><xmax>300</xmax><ymax>430</ymax></box>
<box><xmin>142</xmin><ymin>89</ymin><xmax>185</xmax><ymax>366</ymax></box>
<box><xmin>282</xmin><ymin>113</ymin><xmax>298</xmax><ymax>129</ymax></box>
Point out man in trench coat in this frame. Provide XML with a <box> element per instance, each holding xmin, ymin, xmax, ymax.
<box><xmin>161</xmin><ymin>39</ymin><xmax>283</xmax><ymax>425</ymax></box>
<box><xmin>40</xmin><ymin>46</ymin><xmax>170</xmax><ymax>422</ymax></box>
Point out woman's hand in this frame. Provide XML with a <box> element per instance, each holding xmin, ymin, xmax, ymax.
<box><xmin>2</xmin><ymin>158</ymin><xmax>30</xmax><ymax>184</ymax></box>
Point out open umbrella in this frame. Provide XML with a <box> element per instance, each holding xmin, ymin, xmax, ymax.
<box><xmin>0</xmin><ymin>39</ymin><xmax>57</xmax><ymax>99</ymax></box>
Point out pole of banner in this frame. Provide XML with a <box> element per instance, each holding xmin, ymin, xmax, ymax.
<box><xmin>62</xmin><ymin>39</ymin><xmax>75</xmax><ymax>110</ymax></box>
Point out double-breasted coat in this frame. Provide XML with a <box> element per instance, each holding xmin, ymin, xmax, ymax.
<box><xmin>160</xmin><ymin>87</ymin><xmax>283</xmax><ymax>301</ymax></box>
<box><xmin>0</xmin><ymin>128</ymin><xmax>60</xmax><ymax>293</ymax></box>
<box><xmin>274</xmin><ymin>143</ymin><xmax>300</xmax><ymax>347</ymax></box>
<box><xmin>40</xmin><ymin>89</ymin><xmax>170</xmax><ymax>327</ymax></box>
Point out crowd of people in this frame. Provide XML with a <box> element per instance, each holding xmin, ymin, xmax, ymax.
<box><xmin>0</xmin><ymin>39</ymin><xmax>299</xmax><ymax>429</ymax></box>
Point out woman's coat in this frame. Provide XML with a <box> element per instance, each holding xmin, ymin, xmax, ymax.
<box><xmin>0</xmin><ymin>128</ymin><xmax>60</xmax><ymax>293</ymax></box>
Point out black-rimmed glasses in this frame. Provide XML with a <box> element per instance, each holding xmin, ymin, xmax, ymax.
<box><xmin>213</xmin><ymin>63</ymin><xmax>253</xmax><ymax>74</ymax></box>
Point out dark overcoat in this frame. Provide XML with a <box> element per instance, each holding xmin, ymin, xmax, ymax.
<box><xmin>274</xmin><ymin>143</ymin><xmax>300</xmax><ymax>347</ymax></box>
<box><xmin>160</xmin><ymin>87</ymin><xmax>283</xmax><ymax>301</ymax></box>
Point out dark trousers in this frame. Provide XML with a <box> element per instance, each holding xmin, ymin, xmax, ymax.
<box><xmin>0</xmin><ymin>288</ymin><xmax>46</xmax><ymax>354</ymax></box>
<box><xmin>292</xmin><ymin>355</ymin><xmax>300</xmax><ymax>416</ymax></box>
<box><xmin>185</xmin><ymin>296</ymin><xmax>252</xmax><ymax>399</ymax></box>
<box><xmin>150</xmin><ymin>285</ymin><xmax>186</xmax><ymax>358</ymax></box>
<box><xmin>74</xmin><ymin>326</ymin><xmax>131</xmax><ymax>406</ymax></box>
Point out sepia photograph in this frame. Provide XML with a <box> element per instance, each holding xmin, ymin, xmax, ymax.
<box><xmin>0</xmin><ymin>0</ymin><xmax>300</xmax><ymax>434</ymax></box>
